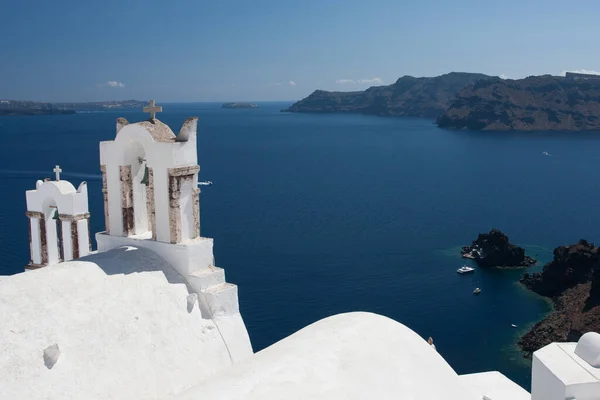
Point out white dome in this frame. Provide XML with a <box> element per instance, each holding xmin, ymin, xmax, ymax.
<box><xmin>174</xmin><ymin>312</ymin><xmax>479</xmax><ymax>400</ymax></box>
<box><xmin>575</xmin><ymin>332</ymin><xmax>600</xmax><ymax>368</ymax></box>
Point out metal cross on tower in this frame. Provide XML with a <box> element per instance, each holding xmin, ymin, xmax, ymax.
<box><xmin>143</xmin><ymin>99</ymin><xmax>162</xmax><ymax>120</ymax></box>
<box><xmin>53</xmin><ymin>165</ymin><xmax>62</xmax><ymax>181</ymax></box>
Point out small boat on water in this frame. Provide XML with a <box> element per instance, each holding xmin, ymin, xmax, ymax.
<box><xmin>511</xmin><ymin>324</ymin><xmax>517</xmax><ymax>328</ymax></box>
<box><xmin>198</xmin><ymin>181</ymin><xmax>213</xmax><ymax>186</ymax></box>
<box><xmin>473</xmin><ymin>288</ymin><xmax>481</xmax><ymax>295</ymax></box>
<box><xmin>457</xmin><ymin>265</ymin><xmax>475</xmax><ymax>274</ymax></box>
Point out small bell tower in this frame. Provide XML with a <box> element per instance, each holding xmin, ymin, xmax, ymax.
<box><xmin>24</xmin><ymin>166</ymin><xmax>92</xmax><ymax>270</ymax></box>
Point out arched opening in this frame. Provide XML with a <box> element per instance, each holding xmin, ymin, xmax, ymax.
<box><xmin>42</xmin><ymin>198</ymin><xmax>63</xmax><ymax>265</ymax></box>
<box><xmin>123</xmin><ymin>140</ymin><xmax>150</xmax><ymax>236</ymax></box>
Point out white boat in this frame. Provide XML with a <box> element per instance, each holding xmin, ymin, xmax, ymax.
<box><xmin>198</xmin><ymin>181</ymin><xmax>213</xmax><ymax>186</ymax></box>
<box><xmin>457</xmin><ymin>265</ymin><xmax>475</xmax><ymax>274</ymax></box>
<box><xmin>473</xmin><ymin>288</ymin><xmax>481</xmax><ymax>295</ymax></box>
<box><xmin>511</xmin><ymin>324</ymin><xmax>517</xmax><ymax>328</ymax></box>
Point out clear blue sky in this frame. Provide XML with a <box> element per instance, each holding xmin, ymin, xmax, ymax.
<box><xmin>1</xmin><ymin>0</ymin><xmax>599</xmax><ymax>102</ymax></box>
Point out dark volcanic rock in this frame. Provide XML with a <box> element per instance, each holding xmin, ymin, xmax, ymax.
<box><xmin>521</xmin><ymin>239</ymin><xmax>599</xmax><ymax>297</ymax></box>
<box><xmin>436</xmin><ymin>75</ymin><xmax>600</xmax><ymax>131</ymax></box>
<box><xmin>519</xmin><ymin>240</ymin><xmax>600</xmax><ymax>356</ymax></box>
<box><xmin>283</xmin><ymin>72</ymin><xmax>490</xmax><ymax>118</ymax></box>
<box><xmin>461</xmin><ymin>229</ymin><xmax>536</xmax><ymax>268</ymax></box>
<box><xmin>518</xmin><ymin>282</ymin><xmax>600</xmax><ymax>356</ymax></box>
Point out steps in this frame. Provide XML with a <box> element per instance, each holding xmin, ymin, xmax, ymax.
<box><xmin>204</xmin><ymin>283</ymin><xmax>239</xmax><ymax>317</ymax></box>
<box><xmin>187</xmin><ymin>267</ymin><xmax>225</xmax><ymax>292</ymax></box>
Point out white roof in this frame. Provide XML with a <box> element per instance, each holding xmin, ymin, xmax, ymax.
<box><xmin>535</xmin><ymin>342</ymin><xmax>600</xmax><ymax>384</ymax></box>
<box><xmin>459</xmin><ymin>371</ymin><xmax>530</xmax><ymax>400</ymax></box>
<box><xmin>0</xmin><ymin>246</ymin><xmax>234</xmax><ymax>400</ymax></box>
<box><xmin>174</xmin><ymin>312</ymin><xmax>480</xmax><ymax>400</ymax></box>
<box><xmin>45</xmin><ymin>180</ymin><xmax>77</xmax><ymax>194</ymax></box>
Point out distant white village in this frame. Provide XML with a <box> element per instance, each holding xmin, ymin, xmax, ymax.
<box><xmin>1</xmin><ymin>102</ymin><xmax>599</xmax><ymax>399</ymax></box>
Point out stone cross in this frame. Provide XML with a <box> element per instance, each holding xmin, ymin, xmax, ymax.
<box><xmin>53</xmin><ymin>165</ymin><xmax>62</xmax><ymax>181</ymax></box>
<box><xmin>143</xmin><ymin>99</ymin><xmax>162</xmax><ymax>120</ymax></box>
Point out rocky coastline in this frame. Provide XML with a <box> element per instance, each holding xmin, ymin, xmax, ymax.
<box><xmin>461</xmin><ymin>231</ymin><xmax>600</xmax><ymax>356</ymax></box>
<box><xmin>518</xmin><ymin>240</ymin><xmax>600</xmax><ymax>356</ymax></box>
<box><xmin>461</xmin><ymin>229</ymin><xmax>536</xmax><ymax>268</ymax></box>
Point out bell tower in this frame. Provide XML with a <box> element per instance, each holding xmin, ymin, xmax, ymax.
<box><xmin>95</xmin><ymin>101</ymin><xmax>252</xmax><ymax>362</ymax></box>
<box><xmin>98</xmin><ymin>102</ymin><xmax>200</xmax><ymax>243</ymax></box>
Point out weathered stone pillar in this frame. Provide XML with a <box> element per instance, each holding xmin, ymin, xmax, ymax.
<box><xmin>168</xmin><ymin>165</ymin><xmax>200</xmax><ymax>244</ymax></box>
<box><xmin>71</xmin><ymin>219</ymin><xmax>80</xmax><ymax>259</ymax></box>
<box><xmin>57</xmin><ymin>212</ymin><xmax>91</xmax><ymax>261</ymax></box>
<box><xmin>25</xmin><ymin>211</ymin><xmax>44</xmax><ymax>269</ymax></box>
<box><xmin>145</xmin><ymin>167</ymin><xmax>156</xmax><ymax>240</ymax></box>
<box><xmin>40</xmin><ymin>216</ymin><xmax>48</xmax><ymax>265</ymax></box>
<box><xmin>100</xmin><ymin>165</ymin><xmax>110</xmax><ymax>234</ymax></box>
<box><xmin>120</xmin><ymin>165</ymin><xmax>134</xmax><ymax>236</ymax></box>
<box><xmin>192</xmin><ymin>187</ymin><xmax>200</xmax><ymax>238</ymax></box>
<box><xmin>87</xmin><ymin>216</ymin><xmax>92</xmax><ymax>252</ymax></box>
<box><xmin>60</xmin><ymin>217</ymin><xmax>74</xmax><ymax>262</ymax></box>
<box><xmin>168</xmin><ymin>173</ymin><xmax>181</xmax><ymax>244</ymax></box>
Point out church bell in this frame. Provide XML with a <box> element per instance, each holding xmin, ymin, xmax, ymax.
<box><xmin>140</xmin><ymin>165</ymin><xmax>149</xmax><ymax>185</ymax></box>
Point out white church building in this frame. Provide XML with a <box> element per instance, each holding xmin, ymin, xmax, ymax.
<box><xmin>1</xmin><ymin>103</ymin><xmax>599</xmax><ymax>400</ymax></box>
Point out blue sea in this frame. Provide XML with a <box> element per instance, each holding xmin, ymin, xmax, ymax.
<box><xmin>2</xmin><ymin>102</ymin><xmax>600</xmax><ymax>390</ymax></box>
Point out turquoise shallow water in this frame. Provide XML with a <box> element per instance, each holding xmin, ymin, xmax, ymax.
<box><xmin>1</xmin><ymin>102</ymin><xmax>599</xmax><ymax>389</ymax></box>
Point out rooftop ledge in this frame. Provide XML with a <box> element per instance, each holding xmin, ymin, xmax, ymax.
<box><xmin>98</xmin><ymin>231</ymin><xmax>212</xmax><ymax>244</ymax></box>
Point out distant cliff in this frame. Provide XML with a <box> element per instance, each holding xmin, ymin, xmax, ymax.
<box><xmin>0</xmin><ymin>108</ymin><xmax>75</xmax><ymax>116</ymax></box>
<box><xmin>436</xmin><ymin>75</ymin><xmax>600</xmax><ymax>131</ymax></box>
<box><xmin>222</xmin><ymin>102</ymin><xmax>258</xmax><ymax>109</ymax></box>
<box><xmin>0</xmin><ymin>100</ymin><xmax>148</xmax><ymax>116</ymax></box>
<box><xmin>519</xmin><ymin>240</ymin><xmax>600</xmax><ymax>356</ymax></box>
<box><xmin>55</xmin><ymin>100</ymin><xmax>148</xmax><ymax>111</ymax></box>
<box><xmin>282</xmin><ymin>72</ymin><xmax>490</xmax><ymax>118</ymax></box>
